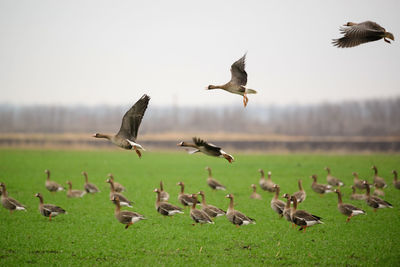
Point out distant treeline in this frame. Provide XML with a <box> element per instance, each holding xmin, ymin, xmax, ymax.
<box><xmin>1</xmin><ymin>98</ymin><xmax>399</xmax><ymax>136</ymax></box>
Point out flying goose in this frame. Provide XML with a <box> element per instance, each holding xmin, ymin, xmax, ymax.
<box><xmin>324</xmin><ymin>167</ymin><xmax>344</xmax><ymax>187</ymax></box>
<box><xmin>106</xmin><ymin>179</ymin><xmax>133</xmax><ymax>207</ymax></box>
<box><xmin>225</xmin><ymin>194</ymin><xmax>255</xmax><ymax>226</ymax></box>
<box><xmin>207</xmin><ymin>53</ymin><xmax>257</xmax><ymax>107</ymax></box>
<box><xmin>177</xmin><ymin>137</ymin><xmax>234</xmax><ymax>163</ymax></box>
<box><xmin>154</xmin><ymin>188</ymin><xmax>183</xmax><ymax>217</ymax></box>
<box><xmin>92</xmin><ymin>94</ymin><xmax>150</xmax><ymax>158</ymax></box>
<box><xmin>189</xmin><ymin>194</ymin><xmax>214</xmax><ymax>225</ymax></box>
<box><xmin>82</xmin><ymin>171</ymin><xmax>100</xmax><ymax>194</ymax></box>
<box><xmin>334</xmin><ymin>189</ymin><xmax>365</xmax><ymax>222</ymax></box>
<box><xmin>0</xmin><ymin>182</ymin><xmax>26</xmax><ymax>214</ymax></box>
<box><xmin>310</xmin><ymin>175</ymin><xmax>332</xmax><ymax>196</ymax></box>
<box><xmin>159</xmin><ymin>181</ymin><xmax>170</xmax><ymax>202</ymax></box>
<box><xmin>271</xmin><ymin>185</ymin><xmax>285</xmax><ymax>218</ymax></box>
<box><xmin>352</xmin><ymin>172</ymin><xmax>369</xmax><ymax>190</ymax></box>
<box><xmin>112</xmin><ymin>196</ymin><xmax>145</xmax><ymax>229</ymax></box>
<box><xmin>66</xmin><ymin>181</ymin><xmax>86</xmax><ymax>198</ymax></box>
<box><xmin>259</xmin><ymin>169</ymin><xmax>276</xmax><ymax>192</ymax></box>
<box><xmin>107</xmin><ymin>174</ymin><xmax>125</xmax><ymax>193</ymax></box>
<box><xmin>332</xmin><ymin>21</ymin><xmax>394</xmax><ymax>48</ymax></box>
<box><xmin>363</xmin><ymin>181</ymin><xmax>392</xmax><ymax>212</ymax></box>
<box><xmin>371</xmin><ymin>166</ymin><xmax>387</xmax><ymax>189</ymax></box>
<box><xmin>197</xmin><ymin>191</ymin><xmax>226</xmax><ymax>218</ymax></box>
<box><xmin>393</xmin><ymin>170</ymin><xmax>400</xmax><ymax>190</ymax></box>
<box><xmin>292</xmin><ymin>180</ymin><xmax>306</xmax><ymax>203</ymax></box>
<box><xmin>205</xmin><ymin>167</ymin><xmax>226</xmax><ymax>190</ymax></box>
<box><xmin>290</xmin><ymin>196</ymin><xmax>323</xmax><ymax>233</ymax></box>
<box><xmin>44</xmin><ymin>169</ymin><xmax>64</xmax><ymax>193</ymax></box>
<box><xmin>35</xmin><ymin>193</ymin><xmax>66</xmax><ymax>221</ymax></box>
<box><xmin>250</xmin><ymin>184</ymin><xmax>262</xmax><ymax>200</ymax></box>
<box><xmin>350</xmin><ymin>185</ymin><xmax>366</xmax><ymax>201</ymax></box>
<box><xmin>177</xmin><ymin>182</ymin><xmax>199</xmax><ymax>207</ymax></box>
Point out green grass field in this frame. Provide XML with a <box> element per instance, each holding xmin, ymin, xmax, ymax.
<box><xmin>0</xmin><ymin>149</ymin><xmax>399</xmax><ymax>266</ymax></box>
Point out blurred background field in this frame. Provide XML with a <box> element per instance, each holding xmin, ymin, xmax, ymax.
<box><xmin>0</xmin><ymin>149</ymin><xmax>399</xmax><ymax>265</ymax></box>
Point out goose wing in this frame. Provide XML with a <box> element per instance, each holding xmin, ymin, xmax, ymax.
<box><xmin>6</xmin><ymin>197</ymin><xmax>25</xmax><ymax>209</ymax></box>
<box><xmin>117</xmin><ymin>94</ymin><xmax>150</xmax><ymax>140</ymax></box>
<box><xmin>159</xmin><ymin>202</ymin><xmax>182</xmax><ymax>213</ymax></box>
<box><xmin>232</xmin><ymin>210</ymin><xmax>254</xmax><ymax>225</ymax></box>
<box><xmin>85</xmin><ymin>183</ymin><xmax>99</xmax><ymax>193</ymax></box>
<box><xmin>208</xmin><ymin>178</ymin><xmax>226</xmax><ymax>190</ymax></box>
<box><xmin>191</xmin><ymin>209</ymin><xmax>213</xmax><ymax>223</ymax></box>
<box><xmin>333</xmin><ymin>21</ymin><xmax>385</xmax><ymax>48</ymax></box>
<box><xmin>193</xmin><ymin>137</ymin><xmax>221</xmax><ymax>155</ymax></box>
<box><xmin>43</xmin><ymin>204</ymin><xmax>66</xmax><ymax>213</ymax></box>
<box><xmin>230</xmin><ymin>54</ymin><xmax>247</xmax><ymax>86</ymax></box>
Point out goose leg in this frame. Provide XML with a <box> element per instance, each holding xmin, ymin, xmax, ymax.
<box><xmin>9</xmin><ymin>210</ymin><xmax>13</xmax><ymax>215</ymax></box>
<box><xmin>125</xmin><ymin>222</ymin><xmax>133</xmax><ymax>229</ymax></box>
<box><xmin>49</xmin><ymin>214</ymin><xmax>52</xmax><ymax>221</ymax></box>
<box><xmin>134</xmin><ymin>148</ymin><xmax>142</xmax><ymax>158</ymax></box>
<box><xmin>384</xmin><ymin>38</ymin><xmax>391</xmax><ymax>44</ymax></box>
<box><xmin>243</xmin><ymin>94</ymin><xmax>248</xmax><ymax>107</ymax></box>
<box><xmin>346</xmin><ymin>215</ymin><xmax>352</xmax><ymax>222</ymax></box>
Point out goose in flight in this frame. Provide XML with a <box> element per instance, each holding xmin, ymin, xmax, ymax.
<box><xmin>93</xmin><ymin>94</ymin><xmax>150</xmax><ymax>158</ymax></box>
<box><xmin>332</xmin><ymin>21</ymin><xmax>394</xmax><ymax>48</ymax></box>
<box><xmin>177</xmin><ymin>137</ymin><xmax>234</xmax><ymax>163</ymax></box>
<box><xmin>207</xmin><ymin>53</ymin><xmax>257</xmax><ymax>107</ymax></box>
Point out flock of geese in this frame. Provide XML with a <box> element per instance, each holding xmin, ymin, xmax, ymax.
<box><xmin>0</xmin><ymin>20</ymin><xmax>397</xmax><ymax>232</ymax></box>
<box><xmin>0</xmin><ymin>165</ymin><xmax>398</xmax><ymax>231</ymax></box>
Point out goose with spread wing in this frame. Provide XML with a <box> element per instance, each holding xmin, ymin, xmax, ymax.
<box><xmin>332</xmin><ymin>21</ymin><xmax>394</xmax><ymax>48</ymax></box>
<box><xmin>93</xmin><ymin>94</ymin><xmax>150</xmax><ymax>158</ymax></box>
<box><xmin>177</xmin><ymin>137</ymin><xmax>234</xmax><ymax>163</ymax></box>
<box><xmin>207</xmin><ymin>53</ymin><xmax>257</xmax><ymax>107</ymax></box>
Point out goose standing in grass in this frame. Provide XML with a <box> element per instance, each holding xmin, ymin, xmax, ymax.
<box><xmin>271</xmin><ymin>185</ymin><xmax>285</xmax><ymax>218</ymax></box>
<box><xmin>206</xmin><ymin>53</ymin><xmax>257</xmax><ymax>107</ymax></box>
<box><xmin>112</xmin><ymin>196</ymin><xmax>145</xmax><ymax>229</ymax></box>
<box><xmin>350</xmin><ymin>185</ymin><xmax>366</xmax><ymax>200</ymax></box>
<box><xmin>177</xmin><ymin>182</ymin><xmax>199</xmax><ymax>208</ymax></box>
<box><xmin>154</xmin><ymin>188</ymin><xmax>183</xmax><ymax>217</ymax></box>
<box><xmin>225</xmin><ymin>194</ymin><xmax>255</xmax><ymax>227</ymax></box>
<box><xmin>292</xmin><ymin>180</ymin><xmax>306</xmax><ymax>203</ymax></box>
<box><xmin>259</xmin><ymin>169</ymin><xmax>276</xmax><ymax>192</ymax></box>
<box><xmin>66</xmin><ymin>181</ymin><xmax>86</xmax><ymax>198</ymax></box>
<box><xmin>35</xmin><ymin>193</ymin><xmax>66</xmax><ymax>221</ymax></box>
<box><xmin>371</xmin><ymin>166</ymin><xmax>387</xmax><ymax>189</ymax></box>
<box><xmin>393</xmin><ymin>170</ymin><xmax>400</xmax><ymax>190</ymax></box>
<box><xmin>106</xmin><ymin>179</ymin><xmax>133</xmax><ymax>207</ymax></box>
<box><xmin>92</xmin><ymin>94</ymin><xmax>150</xmax><ymax>158</ymax></box>
<box><xmin>0</xmin><ymin>182</ymin><xmax>26</xmax><ymax>214</ymax></box>
<box><xmin>352</xmin><ymin>172</ymin><xmax>368</xmax><ymax>190</ymax></box>
<box><xmin>189</xmin><ymin>194</ymin><xmax>214</xmax><ymax>225</ymax></box>
<box><xmin>324</xmin><ymin>167</ymin><xmax>344</xmax><ymax>187</ymax></box>
<box><xmin>197</xmin><ymin>191</ymin><xmax>225</xmax><ymax>218</ymax></box>
<box><xmin>290</xmin><ymin>196</ymin><xmax>323</xmax><ymax>233</ymax></box>
<box><xmin>107</xmin><ymin>174</ymin><xmax>125</xmax><ymax>193</ymax></box>
<box><xmin>44</xmin><ymin>169</ymin><xmax>64</xmax><ymax>193</ymax></box>
<box><xmin>205</xmin><ymin>167</ymin><xmax>226</xmax><ymax>191</ymax></box>
<box><xmin>334</xmin><ymin>189</ymin><xmax>365</xmax><ymax>222</ymax></box>
<box><xmin>373</xmin><ymin>184</ymin><xmax>385</xmax><ymax>197</ymax></box>
<box><xmin>332</xmin><ymin>21</ymin><xmax>394</xmax><ymax>48</ymax></box>
<box><xmin>363</xmin><ymin>181</ymin><xmax>392</xmax><ymax>212</ymax></box>
<box><xmin>310</xmin><ymin>175</ymin><xmax>332</xmax><ymax>196</ymax></box>
<box><xmin>177</xmin><ymin>137</ymin><xmax>234</xmax><ymax>163</ymax></box>
<box><xmin>282</xmin><ymin>194</ymin><xmax>294</xmax><ymax>227</ymax></box>
<box><xmin>159</xmin><ymin>181</ymin><xmax>170</xmax><ymax>202</ymax></box>
<box><xmin>250</xmin><ymin>184</ymin><xmax>262</xmax><ymax>200</ymax></box>
<box><xmin>82</xmin><ymin>171</ymin><xmax>100</xmax><ymax>194</ymax></box>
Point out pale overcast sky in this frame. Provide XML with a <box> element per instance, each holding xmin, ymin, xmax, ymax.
<box><xmin>0</xmin><ymin>0</ymin><xmax>399</xmax><ymax>107</ymax></box>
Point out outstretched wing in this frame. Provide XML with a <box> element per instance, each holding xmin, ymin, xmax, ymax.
<box><xmin>230</xmin><ymin>54</ymin><xmax>247</xmax><ymax>86</ymax></box>
<box><xmin>117</xmin><ymin>94</ymin><xmax>150</xmax><ymax>140</ymax></box>
<box><xmin>193</xmin><ymin>137</ymin><xmax>221</xmax><ymax>154</ymax></box>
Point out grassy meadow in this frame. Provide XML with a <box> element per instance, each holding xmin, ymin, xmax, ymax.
<box><xmin>0</xmin><ymin>149</ymin><xmax>399</xmax><ymax>266</ymax></box>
